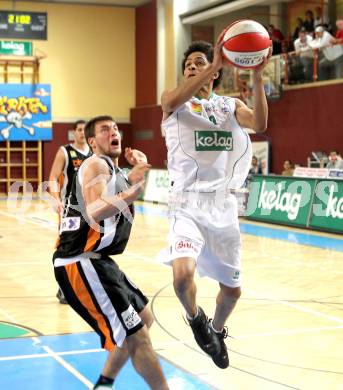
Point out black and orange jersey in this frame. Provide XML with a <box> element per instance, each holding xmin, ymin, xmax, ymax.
<box><xmin>53</xmin><ymin>155</ymin><xmax>134</xmax><ymax>260</ymax></box>
<box><xmin>59</xmin><ymin>144</ymin><xmax>92</xmax><ymax>202</ymax></box>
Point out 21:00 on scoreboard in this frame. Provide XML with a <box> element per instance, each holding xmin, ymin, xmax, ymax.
<box><xmin>0</xmin><ymin>11</ymin><xmax>47</xmax><ymax>40</ymax></box>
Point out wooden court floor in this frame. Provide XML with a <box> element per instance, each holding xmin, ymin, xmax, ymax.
<box><xmin>0</xmin><ymin>198</ymin><xmax>342</xmax><ymax>389</ymax></box>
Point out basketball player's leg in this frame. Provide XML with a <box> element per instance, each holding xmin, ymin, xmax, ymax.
<box><xmin>171</xmin><ymin>256</ymin><xmax>220</xmax><ymax>356</ymax></box>
<box><xmin>96</xmin><ymin>306</ymin><xmax>155</xmax><ymax>385</ymax></box>
<box><xmin>169</xmin><ymin>213</ymin><xmax>204</xmax><ymax>317</ymax></box>
<box><xmin>201</xmin><ymin>200</ymin><xmax>241</xmax><ymax>368</ymax></box>
<box><xmin>92</xmin><ymin>260</ymin><xmax>169</xmax><ymax>389</ymax></box>
<box><xmin>209</xmin><ymin>198</ymin><xmax>242</xmax><ymax>331</ymax></box>
<box><xmin>168</xmin><ymin>212</ymin><xmax>220</xmax><ymax>356</ymax></box>
<box><xmin>126</xmin><ymin>326</ymin><xmax>169</xmax><ymax>390</ymax></box>
<box><xmin>172</xmin><ymin>257</ymin><xmax>197</xmax><ymax>316</ymax></box>
<box><xmin>213</xmin><ymin>284</ymin><xmax>241</xmax><ymax>331</ymax></box>
<box><xmin>205</xmin><ymin>284</ymin><xmax>241</xmax><ymax>369</ymax></box>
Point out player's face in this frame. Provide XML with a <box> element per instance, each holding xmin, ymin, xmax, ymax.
<box><xmin>183</xmin><ymin>52</ymin><xmax>210</xmax><ymax>79</ymax></box>
<box><xmin>92</xmin><ymin>120</ymin><xmax>121</xmax><ymax>158</ymax></box>
<box><xmin>74</xmin><ymin>123</ymin><xmax>86</xmax><ymax>144</ymax></box>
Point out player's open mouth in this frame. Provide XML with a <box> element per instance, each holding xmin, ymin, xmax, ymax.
<box><xmin>111</xmin><ymin>139</ymin><xmax>119</xmax><ymax>146</ymax></box>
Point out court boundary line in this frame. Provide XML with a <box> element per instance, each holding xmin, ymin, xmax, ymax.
<box><xmin>38</xmin><ymin>341</ymin><xmax>94</xmax><ymax>389</ymax></box>
<box><xmin>0</xmin><ymin>347</ymin><xmax>103</xmax><ymax>361</ymax></box>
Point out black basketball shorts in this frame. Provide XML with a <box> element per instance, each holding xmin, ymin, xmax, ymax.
<box><xmin>54</xmin><ymin>256</ymin><xmax>149</xmax><ymax>350</ymax></box>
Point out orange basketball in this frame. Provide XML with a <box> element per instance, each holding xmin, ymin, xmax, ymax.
<box><xmin>221</xmin><ymin>20</ymin><xmax>271</xmax><ymax>69</ymax></box>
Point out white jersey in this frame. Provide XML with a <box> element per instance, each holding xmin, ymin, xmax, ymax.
<box><xmin>162</xmin><ymin>93</ymin><xmax>252</xmax><ymax>192</ymax></box>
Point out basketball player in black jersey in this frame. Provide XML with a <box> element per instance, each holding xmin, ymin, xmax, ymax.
<box><xmin>49</xmin><ymin>120</ymin><xmax>92</xmax><ymax>303</ymax></box>
<box><xmin>53</xmin><ymin>116</ymin><xmax>169</xmax><ymax>390</ymax></box>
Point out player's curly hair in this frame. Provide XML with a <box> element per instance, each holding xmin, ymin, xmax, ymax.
<box><xmin>181</xmin><ymin>41</ymin><xmax>223</xmax><ymax>89</ymax></box>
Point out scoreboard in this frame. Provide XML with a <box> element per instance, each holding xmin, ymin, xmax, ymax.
<box><xmin>0</xmin><ymin>11</ymin><xmax>47</xmax><ymax>40</ymax></box>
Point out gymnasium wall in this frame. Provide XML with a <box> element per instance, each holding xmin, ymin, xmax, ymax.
<box><xmin>259</xmin><ymin>82</ymin><xmax>343</xmax><ymax>175</ymax></box>
<box><xmin>130</xmin><ymin>105</ymin><xmax>166</xmax><ymax>168</ymax></box>
<box><xmin>2</xmin><ymin>1</ymin><xmax>135</xmax><ymax>122</ymax></box>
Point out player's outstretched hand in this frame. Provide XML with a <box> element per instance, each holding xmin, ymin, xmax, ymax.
<box><xmin>128</xmin><ymin>162</ymin><xmax>151</xmax><ymax>186</ymax></box>
<box><xmin>125</xmin><ymin>147</ymin><xmax>148</xmax><ymax>166</ymax></box>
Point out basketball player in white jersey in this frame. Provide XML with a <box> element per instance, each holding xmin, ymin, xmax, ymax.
<box><xmin>161</xmin><ymin>40</ymin><xmax>270</xmax><ymax>368</ymax></box>
<box><xmin>49</xmin><ymin>120</ymin><xmax>92</xmax><ymax>303</ymax></box>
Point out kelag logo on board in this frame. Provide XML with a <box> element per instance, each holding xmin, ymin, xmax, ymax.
<box><xmin>246</xmin><ymin>177</ymin><xmax>314</xmax><ymax>227</ymax></box>
<box><xmin>247</xmin><ymin>176</ymin><xmax>343</xmax><ymax>233</ymax></box>
<box><xmin>0</xmin><ymin>83</ymin><xmax>52</xmax><ymax>141</ymax></box>
<box><xmin>257</xmin><ymin>181</ymin><xmax>302</xmax><ymax>220</ymax></box>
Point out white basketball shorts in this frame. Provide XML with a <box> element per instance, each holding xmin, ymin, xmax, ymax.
<box><xmin>163</xmin><ymin>193</ymin><xmax>242</xmax><ymax>288</ymax></box>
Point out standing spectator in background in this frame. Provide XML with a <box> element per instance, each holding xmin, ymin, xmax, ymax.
<box><xmin>282</xmin><ymin>160</ymin><xmax>294</xmax><ymax>176</ymax></box>
<box><xmin>326</xmin><ymin>150</ymin><xmax>343</xmax><ymax>169</ymax></box>
<box><xmin>292</xmin><ymin>17</ymin><xmax>304</xmax><ymax>42</ymax></box>
<box><xmin>268</xmin><ymin>24</ymin><xmax>284</xmax><ymax>55</ymax></box>
<box><xmin>310</xmin><ymin>26</ymin><xmax>343</xmax><ymax>80</ymax></box>
<box><xmin>303</xmin><ymin>10</ymin><xmax>315</xmax><ymax>34</ymax></box>
<box><xmin>294</xmin><ymin>28</ymin><xmax>314</xmax><ymax>81</ymax></box>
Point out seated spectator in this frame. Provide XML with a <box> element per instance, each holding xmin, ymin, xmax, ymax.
<box><xmin>326</xmin><ymin>150</ymin><xmax>343</xmax><ymax>169</ymax></box>
<box><xmin>303</xmin><ymin>10</ymin><xmax>315</xmax><ymax>34</ymax></box>
<box><xmin>294</xmin><ymin>28</ymin><xmax>314</xmax><ymax>81</ymax></box>
<box><xmin>268</xmin><ymin>24</ymin><xmax>284</xmax><ymax>55</ymax></box>
<box><xmin>249</xmin><ymin>156</ymin><xmax>262</xmax><ymax>175</ymax></box>
<box><xmin>314</xmin><ymin>6</ymin><xmax>330</xmax><ymax>30</ymax></box>
<box><xmin>310</xmin><ymin>26</ymin><xmax>343</xmax><ymax>80</ymax></box>
<box><xmin>292</xmin><ymin>17</ymin><xmax>304</xmax><ymax>42</ymax></box>
<box><xmin>282</xmin><ymin>160</ymin><xmax>294</xmax><ymax>176</ymax></box>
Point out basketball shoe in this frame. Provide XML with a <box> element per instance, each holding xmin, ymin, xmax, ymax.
<box><xmin>188</xmin><ymin>307</ymin><xmax>220</xmax><ymax>356</ymax></box>
<box><xmin>211</xmin><ymin>326</ymin><xmax>229</xmax><ymax>369</ymax></box>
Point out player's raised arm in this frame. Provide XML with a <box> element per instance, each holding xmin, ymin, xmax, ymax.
<box><xmin>235</xmin><ymin>53</ymin><xmax>271</xmax><ymax>133</ymax></box>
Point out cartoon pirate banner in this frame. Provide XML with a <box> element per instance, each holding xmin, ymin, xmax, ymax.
<box><xmin>0</xmin><ymin>84</ymin><xmax>52</xmax><ymax>141</ymax></box>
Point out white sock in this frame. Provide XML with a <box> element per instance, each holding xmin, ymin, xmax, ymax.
<box><xmin>186</xmin><ymin>307</ymin><xmax>199</xmax><ymax>320</ymax></box>
<box><xmin>210</xmin><ymin>320</ymin><xmax>222</xmax><ymax>334</ymax></box>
